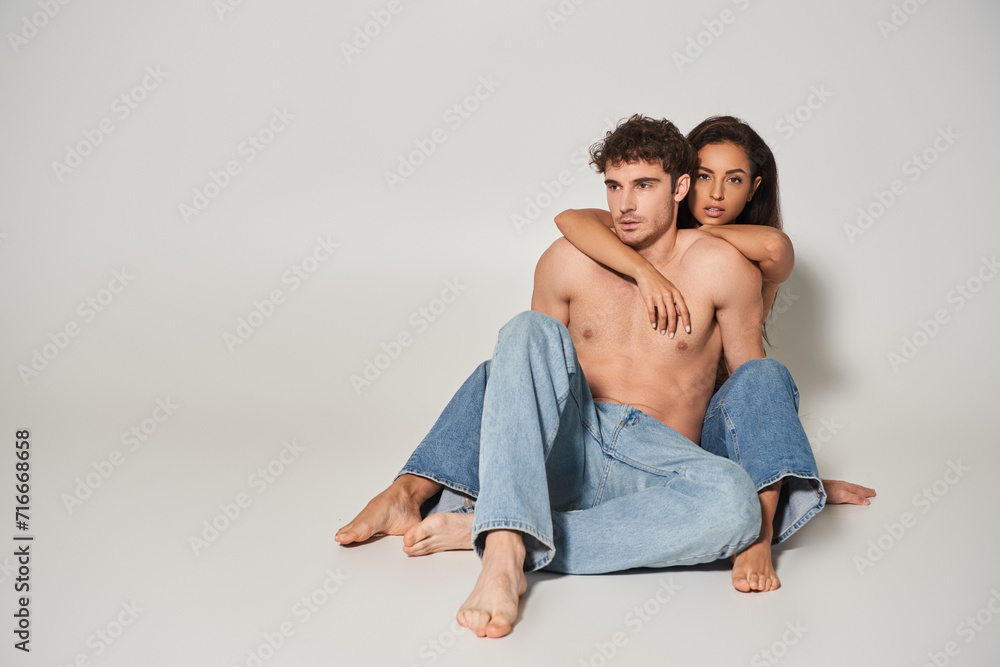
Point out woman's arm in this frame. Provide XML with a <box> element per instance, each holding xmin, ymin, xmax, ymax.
<box><xmin>698</xmin><ymin>225</ymin><xmax>794</xmax><ymax>318</ymax></box>
<box><xmin>554</xmin><ymin>208</ymin><xmax>691</xmax><ymax>337</ymax></box>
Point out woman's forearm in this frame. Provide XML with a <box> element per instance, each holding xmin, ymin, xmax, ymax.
<box><xmin>701</xmin><ymin>225</ymin><xmax>794</xmax><ymax>285</ymax></box>
<box><xmin>554</xmin><ymin>208</ymin><xmax>655</xmax><ymax>280</ymax></box>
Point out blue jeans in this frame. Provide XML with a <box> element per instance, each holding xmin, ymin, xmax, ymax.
<box><xmin>404</xmin><ymin>311</ymin><xmax>768</xmax><ymax>573</ymax></box>
<box><xmin>404</xmin><ymin>332</ymin><xmax>826</xmax><ymax>551</ymax></box>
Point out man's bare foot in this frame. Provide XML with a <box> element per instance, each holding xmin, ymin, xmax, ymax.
<box><xmin>403</xmin><ymin>513</ymin><xmax>474</xmax><ymax>556</ymax></box>
<box><xmin>335</xmin><ymin>475</ymin><xmax>441</xmax><ymax>545</ymax></box>
<box><xmin>456</xmin><ymin>530</ymin><xmax>527</xmax><ymax>638</ymax></box>
<box><xmin>731</xmin><ymin>536</ymin><xmax>780</xmax><ymax>593</ymax></box>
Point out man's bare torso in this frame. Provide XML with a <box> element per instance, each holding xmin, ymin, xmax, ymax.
<box><xmin>562</xmin><ymin>230</ymin><xmax>732</xmax><ymax>442</ymax></box>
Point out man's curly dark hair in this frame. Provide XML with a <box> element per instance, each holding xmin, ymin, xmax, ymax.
<box><xmin>589</xmin><ymin>114</ymin><xmax>695</xmax><ymax>185</ymax></box>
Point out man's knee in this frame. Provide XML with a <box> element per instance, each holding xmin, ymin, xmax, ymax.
<box><xmin>498</xmin><ymin>311</ymin><xmax>570</xmax><ymax>348</ymax></box>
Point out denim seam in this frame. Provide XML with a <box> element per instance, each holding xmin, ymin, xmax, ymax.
<box><xmin>591</xmin><ymin>408</ymin><xmax>626</xmax><ymax>506</ymax></box>
<box><xmin>720</xmin><ymin>402</ymin><xmax>742</xmax><ymax>465</ymax></box>
<box><xmin>605</xmin><ymin>452</ymin><xmax>681</xmax><ymax>478</ymax></box>
<box><xmin>647</xmin><ymin>532</ymin><xmax>760</xmax><ymax>568</ymax></box>
<box><xmin>569</xmin><ymin>381</ymin><xmax>601</xmax><ymax>444</ymax></box>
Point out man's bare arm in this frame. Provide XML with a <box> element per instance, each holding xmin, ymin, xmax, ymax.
<box><xmin>707</xmin><ymin>241</ymin><xmax>766</xmax><ymax>372</ymax></box>
<box><xmin>530</xmin><ymin>238</ymin><xmax>574</xmax><ymax>325</ymax></box>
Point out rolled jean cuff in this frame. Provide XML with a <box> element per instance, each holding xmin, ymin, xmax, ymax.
<box><xmin>768</xmin><ymin>472</ymin><xmax>826</xmax><ymax>544</ymax></box>
<box><xmin>395</xmin><ymin>467</ymin><xmax>478</xmax><ymax>499</ymax></box>
<box><xmin>472</xmin><ymin>518</ymin><xmax>554</xmax><ymax>572</ymax></box>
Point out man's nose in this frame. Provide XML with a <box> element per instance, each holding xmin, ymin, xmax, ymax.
<box><xmin>619</xmin><ymin>188</ymin><xmax>636</xmax><ymax>211</ymax></box>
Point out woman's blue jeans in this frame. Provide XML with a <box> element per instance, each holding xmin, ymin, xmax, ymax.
<box><xmin>399</xmin><ymin>311</ymin><xmax>825</xmax><ymax>573</ymax></box>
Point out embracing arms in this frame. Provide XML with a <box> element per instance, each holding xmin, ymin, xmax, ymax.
<box><xmin>554</xmin><ymin>208</ymin><xmax>692</xmax><ymax>336</ymax></box>
<box><xmin>555</xmin><ymin>208</ymin><xmax>795</xmax><ymax>325</ymax></box>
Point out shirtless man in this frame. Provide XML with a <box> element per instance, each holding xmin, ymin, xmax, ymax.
<box><xmin>339</xmin><ymin>115</ymin><xmax>801</xmax><ymax>637</ymax></box>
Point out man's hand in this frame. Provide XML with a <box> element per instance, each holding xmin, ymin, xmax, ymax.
<box><xmin>822</xmin><ymin>479</ymin><xmax>877</xmax><ymax>505</ymax></box>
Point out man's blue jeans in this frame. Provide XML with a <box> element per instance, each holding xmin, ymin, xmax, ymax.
<box><xmin>400</xmin><ymin>311</ymin><xmax>825</xmax><ymax>572</ymax></box>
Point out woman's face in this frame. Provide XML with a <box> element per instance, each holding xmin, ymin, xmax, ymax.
<box><xmin>687</xmin><ymin>142</ymin><xmax>762</xmax><ymax>226</ymax></box>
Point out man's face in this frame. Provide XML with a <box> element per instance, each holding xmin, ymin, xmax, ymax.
<box><xmin>604</xmin><ymin>160</ymin><xmax>687</xmax><ymax>249</ymax></box>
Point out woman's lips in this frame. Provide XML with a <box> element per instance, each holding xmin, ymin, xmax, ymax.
<box><xmin>703</xmin><ymin>207</ymin><xmax>725</xmax><ymax>218</ymax></box>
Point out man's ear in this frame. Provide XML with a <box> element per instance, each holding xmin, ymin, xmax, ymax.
<box><xmin>673</xmin><ymin>173</ymin><xmax>691</xmax><ymax>202</ymax></box>
<box><xmin>748</xmin><ymin>175</ymin><xmax>762</xmax><ymax>201</ymax></box>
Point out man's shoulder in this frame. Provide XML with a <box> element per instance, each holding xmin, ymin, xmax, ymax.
<box><xmin>538</xmin><ymin>236</ymin><xmax>594</xmax><ymax>270</ymax></box>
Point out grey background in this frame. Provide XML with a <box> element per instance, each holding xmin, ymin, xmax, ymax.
<box><xmin>1</xmin><ymin>0</ymin><xmax>998</xmax><ymax>665</ymax></box>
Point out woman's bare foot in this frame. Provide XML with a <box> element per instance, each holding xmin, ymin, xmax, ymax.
<box><xmin>403</xmin><ymin>513</ymin><xmax>475</xmax><ymax>556</ymax></box>
<box><xmin>731</xmin><ymin>535</ymin><xmax>780</xmax><ymax>592</ymax></box>
<box><xmin>335</xmin><ymin>475</ymin><xmax>441</xmax><ymax>545</ymax></box>
<box><xmin>456</xmin><ymin>530</ymin><xmax>527</xmax><ymax>638</ymax></box>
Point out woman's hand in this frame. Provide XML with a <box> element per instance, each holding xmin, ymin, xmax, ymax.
<box><xmin>822</xmin><ymin>479</ymin><xmax>877</xmax><ymax>505</ymax></box>
<box><xmin>634</xmin><ymin>265</ymin><xmax>690</xmax><ymax>338</ymax></box>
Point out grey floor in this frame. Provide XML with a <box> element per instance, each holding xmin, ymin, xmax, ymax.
<box><xmin>3</xmin><ymin>1</ymin><xmax>1000</xmax><ymax>665</ymax></box>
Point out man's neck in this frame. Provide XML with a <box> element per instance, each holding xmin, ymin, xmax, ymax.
<box><xmin>634</xmin><ymin>224</ymin><xmax>683</xmax><ymax>269</ymax></box>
